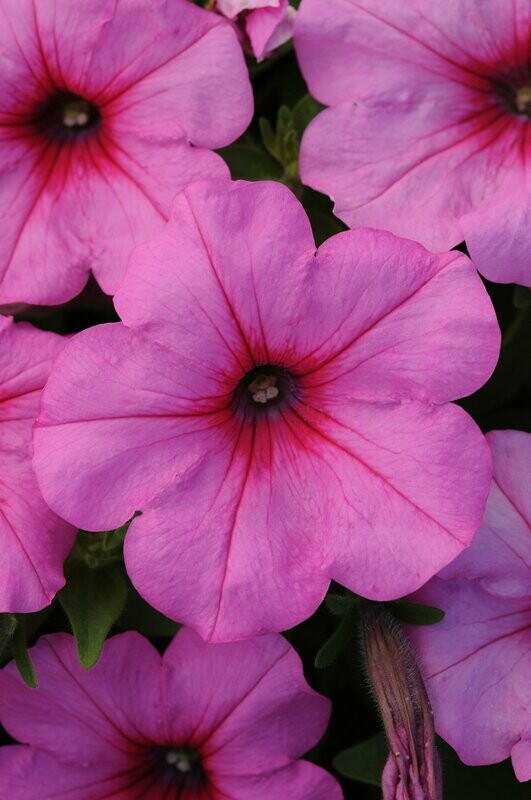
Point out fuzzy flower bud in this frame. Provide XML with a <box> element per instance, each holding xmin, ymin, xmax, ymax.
<box><xmin>361</xmin><ymin>603</ymin><xmax>442</xmax><ymax>800</ymax></box>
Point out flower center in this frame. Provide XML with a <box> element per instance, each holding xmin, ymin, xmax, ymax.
<box><xmin>152</xmin><ymin>745</ymin><xmax>206</xmax><ymax>792</ymax></box>
<box><xmin>164</xmin><ymin>747</ymin><xmax>199</xmax><ymax>773</ymax></box>
<box><xmin>233</xmin><ymin>365</ymin><xmax>298</xmax><ymax>419</ymax></box>
<box><xmin>515</xmin><ymin>85</ymin><xmax>531</xmax><ymax>116</ymax></box>
<box><xmin>247</xmin><ymin>373</ymin><xmax>280</xmax><ymax>404</ymax></box>
<box><xmin>491</xmin><ymin>66</ymin><xmax>531</xmax><ymax>118</ymax></box>
<box><xmin>35</xmin><ymin>91</ymin><xmax>101</xmax><ymax>140</ymax></box>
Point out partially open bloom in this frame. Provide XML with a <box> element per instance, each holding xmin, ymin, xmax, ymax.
<box><xmin>0</xmin><ymin>317</ymin><xmax>75</xmax><ymax>612</ymax></box>
<box><xmin>216</xmin><ymin>0</ymin><xmax>295</xmax><ymax>61</ymax></box>
<box><xmin>362</xmin><ymin>604</ymin><xmax>442</xmax><ymax>800</ymax></box>
<box><xmin>296</xmin><ymin>0</ymin><xmax>531</xmax><ymax>285</ymax></box>
<box><xmin>0</xmin><ymin>628</ymin><xmax>341</xmax><ymax>799</ymax></box>
<box><xmin>33</xmin><ymin>179</ymin><xmax>499</xmax><ymax>641</ymax></box>
<box><xmin>0</xmin><ymin>0</ymin><xmax>252</xmax><ymax>305</ymax></box>
<box><xmin>408</xmin><ymin>430</ymin><xmax>531</xmax><ymax>782</ymax></box>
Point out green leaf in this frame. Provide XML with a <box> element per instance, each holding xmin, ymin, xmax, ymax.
<box><xmin>333</xmin><ymin>732</ymin><xmax>388</xmax><ymax>785</ymax></box>
<box><xmin>12</xmin><ymin>620</ymin><xmax>38</xmax><ymax>688</ymax></box>
<box><xmin>387</xmin><ymin>600</ymin><xmax>445</xmax><ymax>626</ymax></box>
<box><xmin>314</xmin><ymin>608</ymin><xmax>358</xmax><ymax>669</ymax></box>
<box><xmin>292</xmin><ymin>94</ymin><xmax>325</xmax><ymax>138</ymax></box>
<box><xmin>59</xmin><ymin>563</ymin><xmax>127</xmax><ymax>669</ymax></box>
<box><xmin>258</xmin><ymin>117</ymin><xmax>280</xmax><ymax>161</ymax></box>
<box><xmin>0</xmin><ymin>613</ymin><xmax>18</xmax><ymax>666</ymax></box>
<box><xmin>217</xmin><ymin>144</ymin><xmax>283</xmax><ymax>181</ymax></box>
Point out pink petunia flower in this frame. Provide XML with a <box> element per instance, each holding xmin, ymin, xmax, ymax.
<box><xmin>0</xmin><ymin>316</ymin><xmax>75</xmax><ymax>612</ymax></box>
<box><xmin>0</xmin><ymin>0</ymin><xmax>253</xmax><ymax>306</ymax></box>
<box><xmin>408</xmin><ymin>430</ymin><xmax>531</xmax><ymax>782</ymax></box>
<box><xmin>295</xmin><ymin>0</ymin><xmax>531</xmax><ymax>285</ymax></box>
<box><xmin>33</xmin><ymin>179</ymin><xmax>500</xmax><ymax>642</ymax></box>
<box><xmin>216</xmin><ymin>0</ymin><xmax>295</xmax><ymax>61</ymax></box>
<box><xmin>0</xmin><ymin>628</ymin><xmax>341</xmax><ymax>799</ymax></box>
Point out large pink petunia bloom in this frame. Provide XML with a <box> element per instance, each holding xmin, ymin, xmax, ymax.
<box><xmin>33</xmin><ymin>179</ymin><xmax>500</xmax><ymax>642</ymax></box>
<box><xmin>0</xmin><ymin>0</ymin><xmax>252</xmax><ymax>305</ymax></box>
<box><xmin>295</xmin><ymin>0</ymin><xmax>531</xmax><ymax>286</ymax></box>
<box><xmin>408</xmin><ymin>430</ymin><xmax>531</xmax><ymax>782</ymax></box>
<box><xmin>0</xmin><ymin>317</ymin><xmax>75</xmax><ymax>612</ymax></box>
<box><xmin>0</xmin><ymin>629</ymin><xmax>341</xmax><ymax>799</ymax></box>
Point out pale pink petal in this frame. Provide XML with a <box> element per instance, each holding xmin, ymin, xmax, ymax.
<box><xmin>33</xmin><ymin>323</ymin><xmax>233</xmax><ymax>531</ymax></box>
<box><xmin>73</xmin><ymin>136</ymin><xmax>227</xmax><ymax>296</ymax></box>
<box><xmin>0</xmin><ymin>746</ymin><xmax>137</xmax><ymax>800</ymax></box>
<box><xmin>0</xmin><ymin>319</ymin><xmax>75</xmax><ymax>612</ymax></box>
<box><xmin>295</xmin><ymin>399</ymin><xmax>491</xmax><ymax>599</ymax></box>
<box><xmin>114</xmin><ymin>179</ymin><xmax>316</xmax><ymax>364</ymax></box>
<box><xmin>294</xmin><ymin>229</ymin><xmax>499</xmax><ymax>403</ymax></box>
<box><xmin>160</xmin><ymin>628</ymin><xmax>331</xmax><ymax>768</ymax></box>
<box><xmin>409</xmin><ymin>578</ymin><xmax>530</xmax><ymax>770</ymax></box>
<box><xmin>300</xmin><ymin>99</ymin><xmax>521</xmax><ymax>252</ymax></box>
<box><xmin>124</xmin><ymin>422</ymin><xmax>330</xmax><ymax>641</ymax></box>
<box><xmin>0</xmin><ymin>140</ymin><xmax>92</xmax><ymax>305</ymax></box>
<box><xmin>463</xmin><ymin>176</ymin><xmax>531</xmax><ymax>286</ymax></box>
<box><xmin>103</xmin><ymin>17</ymin><xmax>253</xmax><ymax>149</ymax></box>
<box><xmin>439</xmin><ymin>431</ymin><xmax>531</xmax><ymax>597</ymax></box>
<box><xmin>489</xmin><ymin>430</ymin><xmax>531</xmax><ymax>523</ymax></box>
<box><xmin>215</xmin><ymin>761</ymin><xmax>343</xmax><ymax>799</ymax></box>
<box><xmin>0</xmin><ymin>632</ymin><xmax>161</xmax><ymax>763</ymax></box>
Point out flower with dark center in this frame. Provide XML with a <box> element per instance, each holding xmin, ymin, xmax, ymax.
<box><xmin>0</xmin><ymin>0</ymin><xmax>252</xmax><ymax>305</ymax></box>
<box><xmin>296</xmin><ymin>0</ymin><xmax>531</xmax><ymax>285</ymax></box>
<box><xmin>0</xmin><ymin>629</ymin><xmax>341</xmax><ymax>799</ymax></box>
<box><xmin>33</xmin><ymin>179</ymin><xmax>499</xmax><ymax>642</ymax></box>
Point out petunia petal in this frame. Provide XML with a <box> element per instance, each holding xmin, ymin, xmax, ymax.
<box><xmin>160</xmin><ymin>628</ymin><xmax>331</xmax><ymax>770</ymax></box>
<box><xmin>0</xmin><ymin>632</ymin><xmax>162</xmax><ymax>763</ymax></box>
<box><xmin>409</xmin><ymin>578</ymin><xmax>530</xmax><ymax>770</ymax></box>
<box><xmin>214</xmin><ymin>761</ymin><xmax>343</xmax><ymax>799</ymax></box>
<box><xmin>294</xmin><ymin>228</ymin><xmax>499</xmax><ymax>403</ymax></box>
<box><xmin>0</xmin><ymin>319</ymin><xmax>75</xmax><ymax>612</ymax></box>
<box><xmin>124</xmin><ymin>419</ymin><xmax>330</xmax><ymax>640</ymax></box>
<box><xmin>463</xmin><ymin>176</ymin><xmax>531</xmax><ymax>285</ymax></box>
<box><xmin>290</xmin><ymin>397</ymin><xmax>492</xmax><ymax>600</ymax></box>
<box><xmin>0</xmin><ymin>746</ymin><xmax>142</xmax><ymax>800</ymax></box>
<box><xmin>115</xmin><ymin>179</ymin><xmax>316</xmax><ymax>365</ymax></box>
<box><xmin>33</xmin><ymin>323</ymin><xmax>233</xmax><ymax>531</ymax></box>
